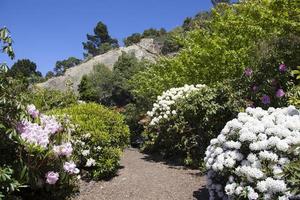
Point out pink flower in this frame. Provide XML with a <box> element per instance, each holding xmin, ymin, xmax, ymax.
<box><xmin>26</xmin><ymin>104</ymin><xmax>39</xmax><ymax>118</ymax></box>
<box><xmin>63</xmin><ymin>161</ymin><xmax>80</xmax><ymax>174</ymax></box>
<box><xmin>279</xmin><ymin>64</ymin><xmax>287</xmax><ymax>72</ymax></box>
<box><xmin>45</xmin><ymin>171</ymin><xmax>59</xmax><ymax>184</ymax></box>
<box><xmin>18</xmin><ymin>120</ymin><xmax>49</xmax><ymax>147</ymax></box>
<box><xmin>252</xmin><ymin>85</ymin><xmax>258</xmax><ymax>92</ymax></box>
<box><xmin>244</xmin><ymin>68</ymin><xmax>253</xmax><ymax>77</ymax></box>
<box><xmin>53</xmin><ymin>142</ymin><xmax>73</xmax><ymax>157</ymax></box>
<box><xmin>261</xmin><ymin>95</ymin><xmax>271</xmax><ymax>105</ymax></box>
<box><xmin>276</xmin><ymin>89</ymin><xmax>285</xmax><ymax>98</ymax></box>
<box><xmin>40</xmin><ymin>114</ymin><xmax>61</xmax><ymax>135</ymax></box>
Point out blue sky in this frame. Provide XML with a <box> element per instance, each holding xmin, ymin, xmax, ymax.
<box><xmin>0</xmin><ymin>0</ymin><xmax>212</xmax><ymax>75</ymax></box>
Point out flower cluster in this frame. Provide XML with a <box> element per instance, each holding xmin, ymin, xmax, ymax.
<box><xmin>17</xmin><ymin>105</ymin><xmax>80</xmax><ymax>185</ymax></box>
<box><xmin>204</xmin><ymin>106</ymin><xmax>300</xmax><ymax>200</ymax></box>
<box><xmin>146</xmin><ymin>84</ymin><xmax>206</xmax><ymax>126</ymax></box>
<box><xmin>243</xmin><ymin>63</ymin><xmax>289</xmax><ymax>108</ymax></box>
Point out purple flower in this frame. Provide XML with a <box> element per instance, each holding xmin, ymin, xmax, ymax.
<box><xmin>27</xmin><ymin>104</ymin><xmax>39</xmax><ymax>118</ymax></box>
<box><xmin>252</xmin><ymin>85</ymin><xmax>259</xmax><ymax>92</ymax></box>
<box><xmin>53</xmin><ymin>142</ymin><xmax>73</xmax><ymax>157</ymax></box>
<box><xmin>45</xmin><ymin>171</ymin><xmax>59</xmax><ymax>184</ymax></box>
<box><xmin>40</xmin><ymin>114</ymin><xmax>61</xmax><ymax>135</ymax></box>
<box><xmin>244</xmin><ymin>68</ymin><xmax>253</xmax><ymax>77</ymax></box>
<box><xmin>276</xmin><ymin>89</ymin><xmax>285</xmax><ymax>98</ymax></box>
<box><xmin>261</xmin><ymin>95</ymin><xmax>271</xmax><ymax>105</ymax></box>
<box><xmin>279</xmin><ymin>64</ymin><xmax>287</xmax><ymax>72</ymax></box>
<box><xmin>18</xmin><ymin>120</ymin><xmax>49</xmax><ymax>147</ymax></box>
<box><xmin>63</xmin><ymin>161</ymin><xmax>79</xmax><ymax>174</ymax></box>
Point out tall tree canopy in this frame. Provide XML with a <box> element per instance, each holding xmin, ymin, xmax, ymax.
<box><xmin>10</xmin><ymin>59</ymin><xmax>42</xmax><ymax>78</ymax></box>
<box><xmin>54</xmin><ymin>56</ymin><xmax>81</xmax><ymax>76</ymax></box>
<box><xmin>82</xmin><ymin>21</ymin><xmax>119</xmax><ymax>57</ymax></box>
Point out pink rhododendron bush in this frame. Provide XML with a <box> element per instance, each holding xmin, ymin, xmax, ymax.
<box><xmin>204</xmin><ymin>106</ymin><xmax>300</xmax><ymax>200</ymax></box>
<box><xmin>15</xmin><ymin>104</ymin><xmax>79</xmax><ymax>198</ymax></box>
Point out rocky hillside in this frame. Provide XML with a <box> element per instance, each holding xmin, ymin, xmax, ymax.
<box><xmin>37</xmin><ymin>38</ymin><xmax>160</xmax><ymax>92</ymax></box>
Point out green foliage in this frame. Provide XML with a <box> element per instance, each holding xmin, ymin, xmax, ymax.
<box><xmin>9</xmin><ymin>59</ymin><xmax>43</xmax><ymax>84</ymax></box>
<box><xmin>49</xmin><ymin>103</ymin><xmax>130</xmax><ymax>179</ymax></box>
<box><xmin>25</xmin><ymin>87</ymin><xmax>78</xmax><ymax>112</ymax></box>
<box><xmin>123</xmin><ymin>33</ymin><xmax>142</xmax><ymax>47</ymax></box>
<box><xmin>45</xmin><ymin>71</ymin><xmax>55</xmax><ymax>80</ymax></box>
<box><xmin>78</xmin><ymin>64</ymin><xmax>113</xmax><ymax>105</ymax></box>
<box><xmin>130</xmin><ymin>0</ymin><xmax>300</xmax><ymax>104</ymax></box>
<box><xmin>0</xmin><ymin>27</ymin><xmax>14</xmax><ymax>60</ymax></box>
<box><xmin>143</xmin><ymin>85</ymin><xmax>244</xmax><ymax>167</ymax></box>
<box><xmin>0</xmin><ymin>167</ymin><xmax>22</xmax><ymax>199</ymax></box>
<box><xmin>283</xmin><ymin>148</ymin><xmax>300</xmax><ymax>196</ymax></box>
<box><xmin>292</xmin><ymin>66</ymin><xmax>300</xmax><ymax>80</ymax></box>
<box><xmin>54</xmin><ymin>57</ymin><xmax>81</xmax><ymax>76</ymax></box>
<box><xmin>82</xmin><ymin>21</ymin><xmax>119</xmax><ymax>57</ymax></box>
<box><xmin>288</xmin><ymin>85</ymin><xmax>300</xmax><ymax>109</ymax></box>
<box><xmin>111</xmin><ymin>52</ymin><xmax>147</xmax><ymax>106</ymax></box>
<box><xmin>78</xmin><ymin>53</ymin><xmax>147</xmax><ymax>107</ymax></box>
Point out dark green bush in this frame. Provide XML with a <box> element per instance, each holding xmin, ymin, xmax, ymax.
<box><xmin>49</xmin><ymin>103</ymin><xmax>130</xmax><ymax>179</ymax></box>
<box><xmin>143</xmin><ymin>85</ymin><xmax>244</xmax><ymax>168</ymax></box>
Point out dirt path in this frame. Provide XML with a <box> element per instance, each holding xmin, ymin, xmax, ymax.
<box><xmin>73</xmin><ymin>148</ymin><xmax>208</xmax><ymax>200</ymax></box>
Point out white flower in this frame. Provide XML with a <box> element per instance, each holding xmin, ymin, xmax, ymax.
<box><xmin>82</xmin><ymin>149</ymin><xmax>90</xmax><ymax>156</ymax></box>
<box><xmin>85</xmin><ymin>158</ymin><xmax>96</xmax><ymax>167</ymax></box>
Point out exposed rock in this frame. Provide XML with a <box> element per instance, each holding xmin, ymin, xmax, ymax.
<box><xmin>37</xmin><ymin>38</ymin><xmax>160</xmax><ymax>92</ymax></box>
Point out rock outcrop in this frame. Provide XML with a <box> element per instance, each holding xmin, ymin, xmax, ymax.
<box><xmin>37</xmin><ymin>38</ymin><xmax>160</xmax><ymax>92</ymax></box>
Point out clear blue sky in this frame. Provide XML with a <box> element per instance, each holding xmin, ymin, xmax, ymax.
<box><xmin>0</xmin><ymin>0</ymin><xmax>212</xmax><ymax>75</ymax></box>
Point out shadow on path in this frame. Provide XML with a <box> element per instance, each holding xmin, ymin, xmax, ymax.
<box><xmin>193</xmin><ymin>187</ymin><xmax>209</xmax><ymax>200</ymax></box>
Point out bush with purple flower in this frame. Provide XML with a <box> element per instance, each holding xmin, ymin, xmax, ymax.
<box><xmin>12</xmin><ymin>104</ymin><xmax>79</xmax><ymax>198</ymax></box>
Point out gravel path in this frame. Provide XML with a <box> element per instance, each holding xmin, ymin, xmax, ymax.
<box><xmin>73</xmin><ymin>148</ymin><xmax>208</xmax><ymax>200</ymax></box>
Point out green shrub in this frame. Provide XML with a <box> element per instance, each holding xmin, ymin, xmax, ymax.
<box><xmin>130</xmin><ymin>0</ymin><xmax>300</xmax><ymax>104</ymax></box>
<box><xmin>143</xmin><ymin>84</ymin><xmax>243</xmax><ymax>167</ymax></box>
<box><xmin>49</xmin><ymin>103</ymin><xmax>130</xmax><ymax>179</ymax></box>
<box><xmin>26</xmin><ymin>87</ymin><xmax>78</xmax><ymax>112</ymax></box>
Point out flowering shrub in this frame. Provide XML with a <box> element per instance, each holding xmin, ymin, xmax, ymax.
<box><xmin>16</xmin><ymin>104</ymin><xmax>79</xmax><ymax>198</ymax></box>
<box><xmin>49</xmin><ymin>103</ymin><xmax>130</xmax><ymax>179</ymax></box>
<box><xmin>143</xmin><ymin>84</ymin><xmax>242</xmax><ymax>167</ymax></box>
<box><xmin>204</xmin><ymin>106</ymin><xmax>300</xmax><ymax>200</ymax></box>
<box><xmin>239</xmin><ymin>63</ymin><xmax>292</xmax><ymax>109</ymax></box>
<box><xmin>146</xmin><ymin>84</ymin><xmax>206</xmax><ymax>126</ymax></box>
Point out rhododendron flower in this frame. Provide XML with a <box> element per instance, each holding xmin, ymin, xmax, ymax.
<box><xmin>27</xmin><ymin>104</ymin><xmax>39</xmax><ymax>118</ymax></box>
<box><xmin>147</xmin><ymin>84</ymin><xmax>206</xmax><ymax>126</ymax></box>
<box><xmin>244</xmin><ymin>68</ymin><xmax>253</xmax><ymax>77</ymax></box>
<box><xmin>40</xmin><ymin>114</ymin><xmax>61</xmax><ymax>135</ymax></box>
<box><xmin>86</xmin><ymin>158</ymin><xmax>96</xmax><ymax>167</ymax></box>
<box><xmin>53</xmin><ymin>142</ymin><xmax>73</xmax><ymax>157</ymax></box>
<box><xmin>261</xmin><ymin>95</ymin><xmax>270</xmax><ymax>105</ymax></box>
<box><xmin>63</xmin><ymin>161</ymin><xmax>79</xmax><ymax>174</ymax></box>
<box><xmin>205</xmin><ymin>106</ymin><xmax>300</xmax><ymax>200</ymax></box>
<box><xmin>276</xmin><ymin>89</ymin><xmax>285</xmax><ymax>98</ymax></box>
<box><xmin>18</xmin><ymin>120</ymin><xmax>49</xmax><ymax>147</ymax></box>
<box><xmin>45</xmin><ymin>171</ymin><xmax>59</xmax><ymax>184</ymax></box>
<box><xmin>279</xmin><ymin>64</ymin><xmax>287</xmax><ymax>72</ymax></box>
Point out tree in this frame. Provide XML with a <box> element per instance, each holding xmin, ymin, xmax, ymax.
<box><xmin>82</xmin><ymin>21</ymin><xmax>119</xmax><ymax>57</ymax></box>
<box><xmin>54</xmin><ymin>57</ymin><xmax>81</xmax><ymax>76</ymax></box>
<box><xmin>111</xmin><ymin>52</ymin><xmax>146</xmax><ymax>106</ymax></box>
<box><xmin>211</xmin><ymin>0</ymin><xmax>231</xmax><ymax>6</ymax></box>
<box><xmin>45</xmin><ymin>71</ymin><xmax>55</xmax><ymax>79</ymax></box>
<box><xmin>78</xmin><ymin>64</ymin><xmax>113</xmax><ymax>105</ymax></box>
<box><xmin>123</xmin><ymin>33</ymin><xmax>142</xmax><ymax>47</ymax></box>
<box><xmin>9</xmin><ymin>59</ymin><xmax>42</xmax><ymax>84</ymax></box>
<box><xmin>142</xmin><ymin>28</ymin><xmax>166</xmax><ymax>38</ymax></box>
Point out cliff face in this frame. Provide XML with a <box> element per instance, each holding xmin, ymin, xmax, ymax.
<box><xmin>37</xmin><ymin>38</ymin><xmax>160</xmax><ymax>92</ymax></box>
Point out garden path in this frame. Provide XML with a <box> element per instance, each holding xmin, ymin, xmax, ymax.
<box><xmin>73</xmin><ymin>148</ymin><xmax>208</xmax><ymax>200</ymax></box>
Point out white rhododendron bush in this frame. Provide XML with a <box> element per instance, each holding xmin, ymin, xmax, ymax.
<box><xmin>147</xmin><ymin>84</ymin><xmax>206</xmax><ymax>126</ymax></box>
<box><xmin>204</xmin><ymin>106</ymin><xmax>300</xmax><ymax>200</ymax></box>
